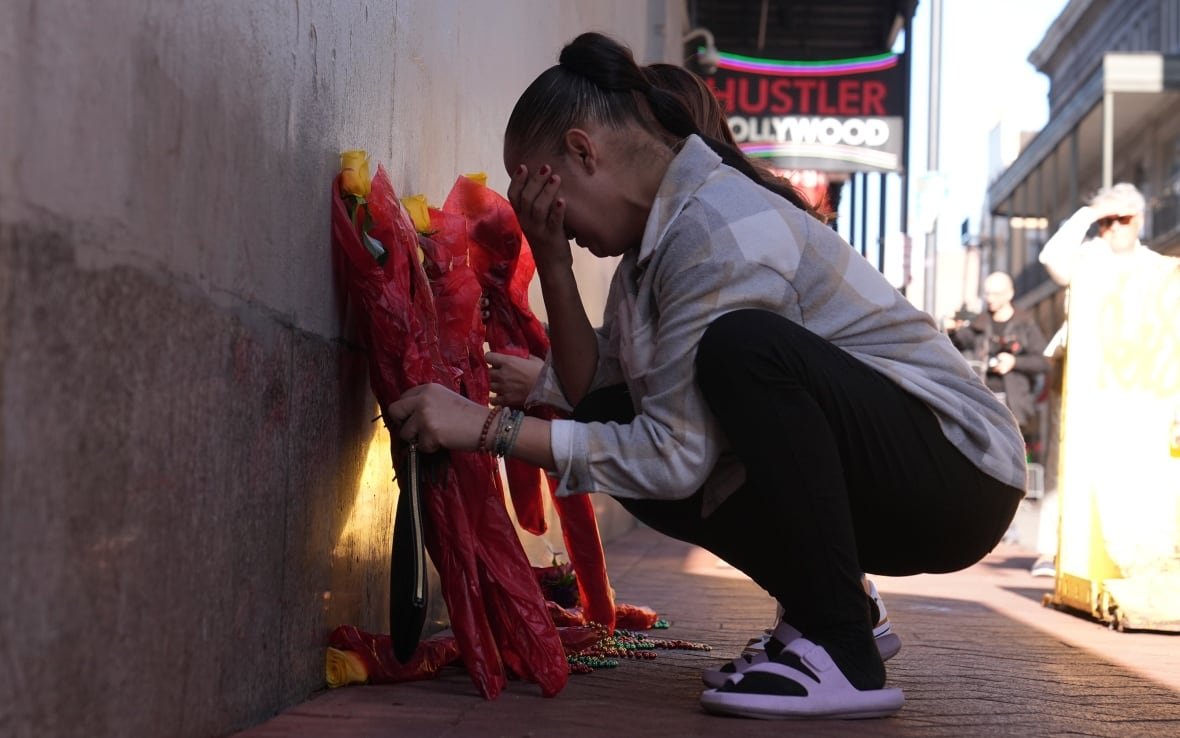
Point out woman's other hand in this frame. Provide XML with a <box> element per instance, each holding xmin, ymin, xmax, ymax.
<box><xmin>386</xmin><ymin>384</ymin><xmax>489</xmax><ymax>453</ymax></box>
<box><xmin>487</xmin><ymin>352</ymin><xmax>545</xmax><ymax>408</ymax></box>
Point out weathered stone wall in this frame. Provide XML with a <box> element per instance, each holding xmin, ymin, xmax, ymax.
<box><xmin>0</xmin><ymin>2</ymin><xmax>684</xmax><ymax>735</ymax></box>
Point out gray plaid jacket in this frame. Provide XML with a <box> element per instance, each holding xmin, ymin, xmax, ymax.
<box><xmin>530</xmin><ymin>135</ymin><xmax>1025</xmax><ymax>515</ymax></box>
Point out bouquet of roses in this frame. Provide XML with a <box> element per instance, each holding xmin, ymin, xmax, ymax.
<box><xmin>333</xmin><ymin>150</ymin><xmax>438</xmax><ymax>667</ymax></box>
<box><xmin>443</xmin><ymin>174</ymin><xmax>617</xmax><ymax>633</ymax></box>
<box><xmin>330</xmin><ymin>153</ymin><xmax>566</xmax><ymax>699</ymax></box>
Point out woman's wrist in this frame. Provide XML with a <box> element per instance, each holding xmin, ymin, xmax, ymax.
<box><xmin>536</xmin><ymin>262</ymin><xmax>577</xmax><ymax>292</ymax></box>
<box><xmin>489</xmin><ymin>407</ymin><xmax>526</xmax><ymax>457</ymax></box>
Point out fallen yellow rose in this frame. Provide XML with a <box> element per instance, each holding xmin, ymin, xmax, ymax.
<box><xmin>339</xmin><ymin>150</ymin><xmax>371</xmax><ymax>199</ymax></box>
<box><xmin>325</xmin><ymin>647</ymin><xmax>369</xmax><ymax>688</ymax></box>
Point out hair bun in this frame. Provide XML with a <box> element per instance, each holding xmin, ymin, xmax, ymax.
<box><xmin>559</xmin><ymin>32</ymin><xmax>644</xmax><ymax>93</ymax></box>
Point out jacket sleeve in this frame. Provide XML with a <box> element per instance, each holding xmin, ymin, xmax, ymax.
<box><xmin>1012</xmin><ymin>315</ymin><xmax>1050</xmax><ymax>377</ymax></box>
<box><xmin>547</xmin><ymin>220</ymin><xmax>796</xmax><ymax>501</ymax></box>
<box><xmin>1040</xmin><ymin>207</ymin><xmax>1097</xmax><ymax>286</ymax></box>
<box><xmin>947</xmin><ymin>326</ymin><xmax>973</xmax><ymax>352</ymax></box>
<box><xmin>525</xmin><ymin>326</ymin><xmax>621</xmax><ymax>413</ymax></box>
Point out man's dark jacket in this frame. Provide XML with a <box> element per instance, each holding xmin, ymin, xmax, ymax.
<box><xmin>950</xmin><ymin>308</ymin><xmax>1049</xmax><ymax>432</ymax></box>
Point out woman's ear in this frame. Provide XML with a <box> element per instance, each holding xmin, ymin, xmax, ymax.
<box><xmin>563</xmin><ymin>128</ymin><xmax>596</xmax><ymax>174</ymax></box>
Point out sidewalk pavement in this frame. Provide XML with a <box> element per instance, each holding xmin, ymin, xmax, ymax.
<box><xmin>233</xmin><ymin>525</ymin><xmax>1180</xmax><ymax>737</ymax></box>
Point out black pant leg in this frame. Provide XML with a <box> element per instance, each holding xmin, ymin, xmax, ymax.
<box><xmin>572</xmin><ymin>311</ymin><xmax>1021</xmax><ymax>635</ymax></box>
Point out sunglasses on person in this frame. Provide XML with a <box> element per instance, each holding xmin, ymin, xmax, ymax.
<box><xmin>1098</xmin><ymin>214</ymin><xmax>1136</xmax><ymax>228</ymax></box>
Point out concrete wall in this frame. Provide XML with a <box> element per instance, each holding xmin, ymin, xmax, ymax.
<box><xmin>0</xmin><ymin>2</ymin><xmax>684</xmax><ymax>736</ymax></box>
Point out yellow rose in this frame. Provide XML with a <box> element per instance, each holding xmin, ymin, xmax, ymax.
<box><xmin>325</xmin><ymin>647</ymin><xmax>369</xmax><ymax>688</ymax></box>
<box><xmin>400</xmin><ymin>194</ymin><xmax>433</xmax><ymax>234</ymax></box>
<box><xmin>463</xmin><ymin>172</ymin><xmax>488</xmax><ymax>187</ymax></box>
<box><xmin>339</xmin><ymin>150</ymin><xmax>371</xmax><ymax>198</ymax></box>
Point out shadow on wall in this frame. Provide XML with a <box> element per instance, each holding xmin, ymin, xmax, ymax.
<box><xmin>0</xmin><ymin>221</ymin><xmax>391</xmax><ymax>738</ymax></box>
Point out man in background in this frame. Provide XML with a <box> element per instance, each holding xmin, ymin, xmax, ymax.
<box><xmin>951</xmin><ymin>271</ymin><xmax>1050</xmax><ymax>443</ymax></box>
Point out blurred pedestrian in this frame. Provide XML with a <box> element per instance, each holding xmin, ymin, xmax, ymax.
<box><xmin>1031</xmin><ymin>182</ymin><xmax>1178</xmax><ymax>577</ymax></box>
<box><xmin>949</xmin><ymin>272</ymin><xmax>1049</xmax><ymax>441</ymax></box>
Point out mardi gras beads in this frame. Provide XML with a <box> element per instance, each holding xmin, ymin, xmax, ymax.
<box><xmin>565</xmin><ymin>625</ymin><xmax>713</xmax><ymax>673</ymax></box>
<box><xmin>618</xmin><ymin>629</ymin><xmax>712</xmax><ymax>652</ymax></box>
<box><xmin>568</xmin><ymin>654</ymin><xmax>619</xmax><ymax>670</ymax></box>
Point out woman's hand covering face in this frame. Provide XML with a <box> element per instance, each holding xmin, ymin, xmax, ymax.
<box><xmin>506</xmin><ymin>164</ymin><xmax>574</xmax><ymax>273</ymax></box>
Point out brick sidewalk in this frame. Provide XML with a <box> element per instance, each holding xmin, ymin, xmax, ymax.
<box><xmin>232</xmin><ymin>526</ymin><xmax>1180</xmax><ymax>737</ymax></box>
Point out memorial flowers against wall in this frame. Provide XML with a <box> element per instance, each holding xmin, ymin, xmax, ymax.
<box><xmin>327</xmin><ymin>157</ymin><xmax>696</xmax><ymax>695</ymax></box>
<box><xmin>402</xmin><ymin>187</ymin><xmax>569</xmax><ymax>698</ymax></box>
<box><xmin>338</xmin><ymin>150</ymin><xmax>389</xmax><ymax>264</ymax></box>
<box><xmin>331</xmin><ymin>155</ymin><xmax>566</xmax><ymax>699</ymax></box>
<box><xmin>332</xmin><ymin>150</ymin><xmax>442</xmax><ymax>668</ymax></box>
<box><xmin>444</xmin><ymin>174</ymin><xmax>617</xmax><ymax>633</ymax></box>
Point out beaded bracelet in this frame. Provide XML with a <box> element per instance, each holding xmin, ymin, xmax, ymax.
<box><xmin>489</xmin><ymin>406</ymin><xmax>510</xmax><ymax>456</ymax></box>
<box><xmin>477</xmin><ymin>407</ymin><xmax>501</xmax><ymax>453</ymax></box>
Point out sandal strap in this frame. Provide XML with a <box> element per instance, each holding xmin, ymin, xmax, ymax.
<box><xmin>769</xmin><ymin>620</ymin><xmax>803</xmax><ymax>645</ymax></box>
<box><xmin>721</xmin><ymin>654</ymin><xmax>822</xmax><ymax>694</ymax></box>
<box><xmin>787</xmin><ymin>638</ymin><xmax>837</xmax><ymax>675</ymax></box>
<box><xmin>721</xmin><ymin>650</ymin><xmax>769</xmax><ymax>673</ymax></box>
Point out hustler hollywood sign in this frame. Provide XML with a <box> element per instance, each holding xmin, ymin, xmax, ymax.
<box><xmin>704</xmin><ymin>51</ymin><xmax>906</xmax><ymax>173</ymax></box>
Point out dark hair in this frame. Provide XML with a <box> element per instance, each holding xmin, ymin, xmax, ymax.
<box><xmin>642</xmin><ymin>62</ymin><xmax>737</xmax><ymax>148</ymax></box>
<box><xmin>505</xmin><ymin>32</ymin><xmax>820</xmax><ymax>218</ymax></box>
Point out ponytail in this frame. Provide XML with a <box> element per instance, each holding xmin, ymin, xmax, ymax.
<box><xmin>509</xmin><ymin>32</ymin><xmax>822</xmax><ymax>219</ymax></box>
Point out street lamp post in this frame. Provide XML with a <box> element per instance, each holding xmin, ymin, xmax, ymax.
<box><xmin>924</xmin><ymin>0</ymin><xmax>943</xmax><ymax>316</ymax></box>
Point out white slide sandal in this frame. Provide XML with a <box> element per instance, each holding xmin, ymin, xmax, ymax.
<box><xmin>700</xmin><ymin>638</ymin><xmax>904</xmax><ymax>720</ymax></box>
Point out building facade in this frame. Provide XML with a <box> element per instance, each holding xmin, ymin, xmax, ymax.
<box><xmin>0</xmin><ymin>3</ymin><xmax>683</xmax><ymax>736</ymax></box>
<box><xmin>985</xmin><ymin>0</ymin><xmax>1180</xmax><ymax>330</ymax></box>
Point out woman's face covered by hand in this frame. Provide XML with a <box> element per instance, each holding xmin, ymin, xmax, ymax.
<box><xmin>504</xmin><ymin>125</ymin><xmax>650</xmax><ymax>261</ymax></box>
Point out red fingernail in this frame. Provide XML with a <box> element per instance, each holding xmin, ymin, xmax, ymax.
<box><xmin>539</xmin><ymin>165</ymin><xmax>550</xmax><ymax>175</ymax></box>
<box><xmin>549</xmin><ymin>175</ymin><xmax>558</xmax><ymax>184</ymax></box>
<box><xmin>515</xmin><ymin>164</ymin><xmax>525</xmax><ymax>175</ymax></box>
